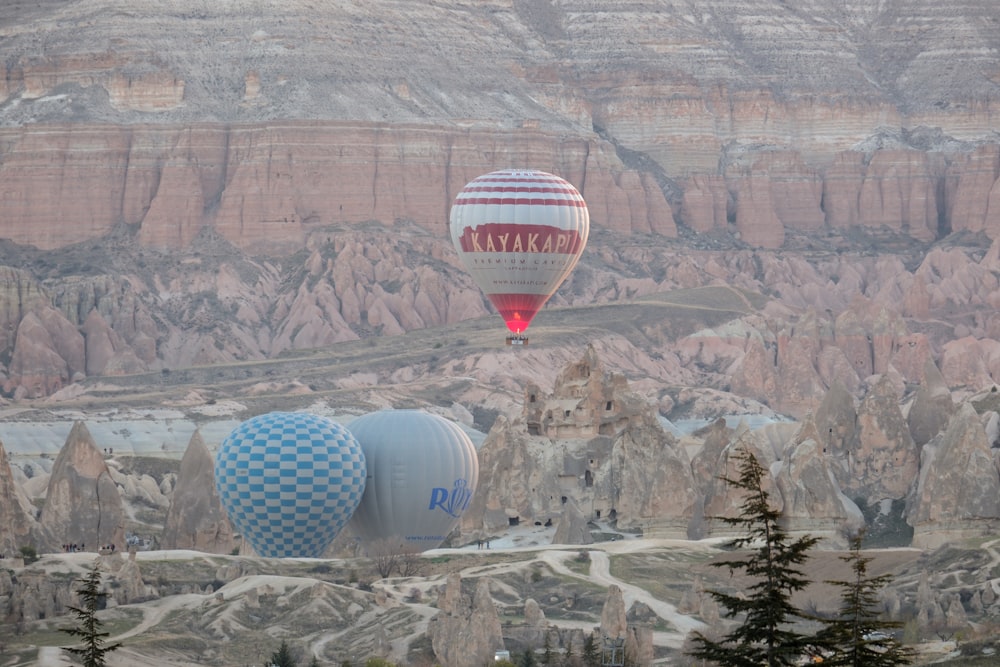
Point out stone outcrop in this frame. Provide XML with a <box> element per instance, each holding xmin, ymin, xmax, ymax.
<box><xmin>0</xmin><ymin>438</ymin><xmax>36</xmax><ymax>556</ymax></box>
<box><xmin>908</xmin><ymin>403</ymin><xmax>1000</xmax><ymax>548</ymax></box>
<box><xmin>835</xmin><ymin>375</ymin><xmax>919</xmax><ymax>506</ymax></box>
<box><xmin>701</xmin><ymin>435</ymin><xmax>779</xmax><ymax>536</ymax></box>
<box><xmin>519</xmin><ymin>598</ymin><xmax>549</xmax><ymax>649</ymax></box>
<box><xmin>689</xmin><ymin>418</ymin><xmax>735</xmax><ymax>486</ymax></box>
<box><xmin>428</xmin><ymin>574</ymin><xmax>504</xmax><ymax>667</ymax></box>
<box><xmin>459</xmin><ymin>414</ymin><xmax>556</xmax><ymax>536</ymax></box>
<box><xmin>552</xmin><ymin>498</ymin><xmax>593</xmax><ymax>546</ymax></box>
<box><xmin>108</xmin><ymin>464</ymin><xmax>169</xmax><ymax>512</ymax></box>
<box><xmin>6</xmin><ymin>306</ymin><xmax>84</xmax><ymax>398</ymax></box>
<box><xmin>774</xmin><ymin>435</ymin><xmax>864</xmax><ymax>538</ymax></box>
<box><xmin>857</xmin><ymin>150</ymin><xmax>939</xmax><ymax>242</ymax></box>
<box><xmin>681</xmin><ymin>174</ymin><xmax>729</xmax><ymax>234</ymax></box>
<box><xmin>33</xmin><ymin>422</ymin><xmax>126</xmax><ymax>554</ymax></box>
<box><xmin>733</xmin><ymin>173</ymin><xmax>785</xmax><ymax>249</ymax></box>
<box><xmin>162</xmin><ymin>430</ymin><xmax>237</xmax><ymax>554</ymax></box>
<box><xmin>613</xmin><ymin>413</ymin><xmax>698</xmax><ymax>537</ymax></box>
<box><xmin>523</xmin><ymin>345</ymin><xmax>651</xmax><ymax>440</ymax></box>
<box><xmin>600</xmin><ymin>584</ymin><xmax>627</xmax><ymax>640</ymax></box>
<box><xmin>772</xmin><ymin>311</ymin><xmax>828</xmax><ymax>416</ymax></box>
<box><xmin>907</xmin><ymin>360</ymin><xmax>956</xmax><ymax>448</ymax></box>
<box><xmin>99</xmin><ymin>549</ymin><xmax>158</xmax><ymax>605</ymax></box>
<box><xmin>4</xmin><ymin>121</ymin><xmax>999</xmax><ymax>256</ymax></box>
<box><xmin>462</xmin><ymin>346</ymin><xmax>699</xmax><ymax>539</ymax></box>
<box><xmin>951</xmin><ymin>145</ymin><xmax>1000</xmax><ymax>241</ymax></box>
<box><xmin>811</xmin><ymin>382</ymin><xmax>858</xmax><ymax>455</ymax></box>
<box><xmin>5</xmin><ymin>569</ymin><xmax>73</xmax><ymax>624</ymax></box>
<box><xmin>599</xmin><ymin>585</ymin><xmax>653</xmax><ymax>666</ymax></box>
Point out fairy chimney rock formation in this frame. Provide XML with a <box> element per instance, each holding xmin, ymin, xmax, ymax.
<box><xmin>908</xmin><ymin>402</ymin><xmax>1000</xmax><ymax>548</ymax></box>
<box><xmin>162</xmin><ymin>430</ymin><xmax>237</xmax><ymax>554</ymax></box>
<box><xmin>520</xmin><ymin>598</ymin><xmax>549</xmax><ymax>647</ymax></box>
<box><xmin>907</xmin><ymin>359</ymin><xmax>956</xmax><ymax>448</ymax></box>
<box><xmin>429</xmin><ymin>574</ymin><xmax>505</xmax><ymax>667</ymax></box>
<box><xmin>600</xmin><ymin>584</ymin><xmax>628</xmax><ymax>640</ymax></box>
<box><xmin>838</xmin><ymin>375</ymin><xmax>919</xmax><ymax>505</ymax></box>
<box><xmin>552</xmin><ymin>498</ymin><xmax>593</xmax><ymax>545</ymax></box>
<box><xmin>811</xmin><ymin>381</ymin><xmax>858</xmax><ymax>455</ymax></box>
<box><xmin>106</xmin><ymin>552</ymin><xmax>157</xmax><ymax>605</ymax></box>
<box><xmin>34</xmin><ymin>421</ymin><xmax>125</xmax><ymax>553</ymax></box>
<box><xmin>0</xmin><ymin>437</ymin><xmax>36</xmax><ymax>556</ymax></box>
<box><xmin>613</xmin><ymin>412</ymin><xmax>699</xmax><ymax>537</ymax></box>
<box><xmin>600</xmin><ymin>584</ymin><xmax>628</xmax><ymax>660</ymax></box>
<box><xmin>774</xmin><ymin>437</ymin><xmax>864</xmax><ymax>537</ymax></box>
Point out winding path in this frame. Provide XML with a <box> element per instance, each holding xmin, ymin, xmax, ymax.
<box><xmin>538</xmin><ymin>547</ymin><xmax>706</xmax><ymax>649</ymax></box>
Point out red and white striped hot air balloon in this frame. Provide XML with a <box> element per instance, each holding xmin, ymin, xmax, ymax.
<box><xmin>449</xmin><ymin>169</ymin><xmax>590</xmax><ymax>340</ymax></box>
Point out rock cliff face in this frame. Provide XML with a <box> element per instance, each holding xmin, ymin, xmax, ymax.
<box><xmin>2</xmin><ymin>1</ymin><xmax>1000</xmax><ymax>255</ymax></box>
<box><xmin>6</xmin><ymin>123</ymin><xmax>1000</xmax><ymax>253</ymax></box>
<box><xmin>0</xmin><ymin>123</ymin><xmax>673</xmax><ymax>251</ymax></box>
<box><xmin>1</xmin><ymin>1</ymin><xmax>1000</xmax><ymax>415</ymax></box>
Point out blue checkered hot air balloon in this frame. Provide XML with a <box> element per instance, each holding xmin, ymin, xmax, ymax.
<box><xmin>214</xmin><ymin>412</ymin><xmax>366</xmax><ymax>558</ymax></box>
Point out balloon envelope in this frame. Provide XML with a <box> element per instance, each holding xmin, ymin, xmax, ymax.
<box><xmin>214</xmin><ymin>412</ymin><xmax>366</xmax><ymax>558</ymax></box>
<box><xmin>347</xmin><ymin>410</ymin><xmax>479</xmax><ymax>552</ymax></box>
<box><xmin>449</xmin><ymin>169</ymin><xmax>590</xmax><ymax>334</ymax></box>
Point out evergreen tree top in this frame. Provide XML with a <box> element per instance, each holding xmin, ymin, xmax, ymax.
<box><xmin>687</xmin><ymin>449</ymin><xmax>825</xmax><ymax>666</ymax></box>
<box><xmin>60</xmin><ymin>563</ymin><xmax>122</xmax><ymax>667</ymax></box>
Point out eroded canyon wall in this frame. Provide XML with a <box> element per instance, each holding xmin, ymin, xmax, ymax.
<box><xmin>5</xmin><ymin>122</ymin><xmax>1000</xmax><ymax>254</ymax></box>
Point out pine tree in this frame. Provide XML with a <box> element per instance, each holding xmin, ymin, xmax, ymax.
<box><xmin>581</xmin><ymin>634</ymin><xmax>600</xmax><ymax>667</ymax></box>
<box><xmin>817</xmin><ymin>534</ymin><xmax>914</xmax><ymax>666</ymax></box>
<box><xmin>270</xmin><ymin>639</ymin><xmax>298</xmax><ymax>667</ymax></box>
<box><xmin>686</xmin><ymin>448</ymin><xmax>826</xmax><ymax>666</ymax></box>
<box><xmin>59</xmin><ymin>564</ymin><xmax>122</xmax><ymax>667</ymax></box>
<box><xmin>542</xmin><ymin>629</ymin><xmax>556</xmax><ymax>665</ymax></box>
<box><xmin>563</xmin><ymin>637</ymin><xmax>578</xmax><ymax>667</ymax></box>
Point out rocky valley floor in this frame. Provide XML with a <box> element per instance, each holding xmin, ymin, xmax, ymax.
<box><xmin>5</xmin><ymin>527</ymin><xmax>1000</xmax><ymax>666</ymax></box>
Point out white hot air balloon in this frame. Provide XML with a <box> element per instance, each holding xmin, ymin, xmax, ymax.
<box><xmin>449</xmin><ymin>168</ymin><xmax>590</xmax><ymax>342</ymax></box>
<box><xmin>347</xmin><ymin>410</ymin><xmax>479</xmax><ymax>552</ymax></box>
